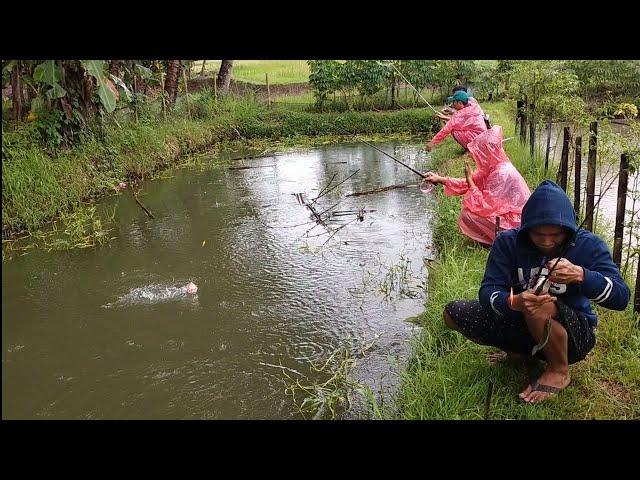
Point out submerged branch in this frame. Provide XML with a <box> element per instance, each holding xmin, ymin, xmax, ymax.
<box><xmin>133</xmin><ymin>192</ymin><xmax>155</xmax><ymax>219</ymax></box>
<box><xmin>346</xmin><ymin>183</ymin><xmax>419</xmax><ymax>197</ymax></box>
<box><xmin>228</xmin><ymin>165</ymin><xmax>276</xmax><ymax>170</ymax></box>
<box><xmin>312</xmin><ymin>169</ymin><xmax>360</xmax><ymax>202</ymax></box>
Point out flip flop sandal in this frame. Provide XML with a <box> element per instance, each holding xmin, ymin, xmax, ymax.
<box><xmin>518</xmin><ymin>381</ymin><xmax>561</xmax><ymax>403</ymax></box>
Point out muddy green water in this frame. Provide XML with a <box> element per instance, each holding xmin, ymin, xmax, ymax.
<box><xmin>2</xmin><ymin>141</ymin><xmax>436</xmax><ymax>419</ymax></box>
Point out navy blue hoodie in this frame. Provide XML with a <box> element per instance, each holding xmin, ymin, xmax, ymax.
<box><xmin>479</xmin><ymin>180</ymin><xmax>630</xmax><ymax>326</ymax></box>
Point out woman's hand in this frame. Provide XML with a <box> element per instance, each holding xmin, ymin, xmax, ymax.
<box><xmin>424</xmin><ymin>171</ymin><xmax>445</xmax><ymax>184</ymax></box>
<box><xmin>464</xmin><ymin>159</ymin><xmax>476</xmax><ymax>188</ymax></box>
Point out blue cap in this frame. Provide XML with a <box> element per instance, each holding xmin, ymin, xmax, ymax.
<box><xmin>447</xmin><ymin>90</ymin><xmax>469</xmax><ymax>104</ymax></box>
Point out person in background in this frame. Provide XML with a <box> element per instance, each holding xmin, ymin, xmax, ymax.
<box><xmin>426</xmin><ymin>90</ymin><xmax>488</xmax><ymax>152</ymax></box>
<box><xmin>437</xmin><ymin>86</ymin><xmax>491</xmax><ymax>128</ymax></box>
<box><xmin>424</xmin><ymin>125</ymin><xmax>530</xmax><ymax>246</ymax></box>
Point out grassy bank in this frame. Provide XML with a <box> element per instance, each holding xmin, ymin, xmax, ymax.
<box><xmin>384</xmin><ymin>101</ymin><xmax>640</xmax><ymax>419</ymax></box>
<box><xmin>2</xmin><ymin>94</ymin><xmax>436</xmax><ymax>238</ymax></box>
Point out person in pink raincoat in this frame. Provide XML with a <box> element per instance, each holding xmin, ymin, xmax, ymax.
<box><xmin>424</xmin><ymin>125</ymin><xmax>531</xmax><ymax>246</ymax></box>
<box><xmin>426</xmin><ymin>90</ymin><xmax>488</xmax><ymax>152</ymax></box>
<box><xmin>436</xmin><ymin>86</ymin><xmax>490</xmax><ymax>128</ymax></box>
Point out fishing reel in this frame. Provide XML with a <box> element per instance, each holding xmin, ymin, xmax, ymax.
<box><xmin>530</xmin><ymin>268</ymin><xmax>552</xmax><ymax>296</ymax></box>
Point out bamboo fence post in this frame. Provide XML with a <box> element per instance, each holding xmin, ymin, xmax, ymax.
<box><xmin>266</xmin><ymin>73</ymin><xmax>271</xmax><ymax>109</ymax></box>
<box><xmin>529</xmin><ymin>103</ymin><xmax>536</xmax><ymax>158</ymax></box>
<box><xmin>156</xmin><ymin>61</ymin><xmax>167</xmax><ymax>121</ymax></box>
<box><xmin>585</xmin><ymin>121</ymin><xmax>598</xmax><ymax>232</ymax></box>
<box><xmin>213</xmin><ymin>73</ymin><xmax>218</xmax><ymax>104</ymax></box>
<box><xmin>545</xmin><ymin>112</ymin><xmax>552</xmax><ymax>175</ymax></box>
<box><xmin>613</xmin><ymin>153</ymin><xmax>630</xmax><ymax>267</ymax></box>
<box><xmin>182</xmin><ymin>66</ymin><xmax>191</xmax><ymax>119</ymax></box>
<box><xmin>515</xmin><ymin>99</ymin><xmax>523</xmax><ymax>136</ymax></box>
<box><xmin>574</xmin><ymin>136</ymin><xmax>582</xmax><ymax>215</ymax></box>
<box><xmin>635</xmin><ymin>255</ymin><xmax>640</xmax><ymax>315</ymax></box>
<box><xmin>133</xmin><ymin>71</ymin><xmax>139</xmax><ymax>124</ymax></box>
<box><xmin>558</xmin><ymin>127</ymin><xmax>570</xmax><ymax>192</ymax></box>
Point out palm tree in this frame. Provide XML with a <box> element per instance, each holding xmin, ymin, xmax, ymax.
<box><xmin>164</xmin><ymin>60</ymin><xmax>181</xmax><ymax>105</ymax></box>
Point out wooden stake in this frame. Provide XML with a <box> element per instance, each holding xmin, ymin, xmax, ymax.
<box><xmin>182</xmin><ymin>66</ymin><xmax>191</xmax><ymax>119</ymax></box>
<box><xmin>544</xmin><ymin>113</ymin><xmax>552</xmax><ymax>175</ymax></box>
<box><xmin>156</xmin><ymin>61</ymin><xmax>167</xmax><ymax>121</ymax></box>
<box><xmin>266</xmin><ymin>73</ymin><xmax>271</xmax><ymax>109</ymax></box>
<box><xmin>574</xmin><ymin>136</ymin><xmax>582</xmax><ymax>215</ymax></box>
<box><xmin>635</xmin><ymin>252</ymin><xmax>640</xmax><ymax>315</ymax></box>
<box><xmin>133</xmin><ymin>72</ymin><xmax>139</xmax><ymax>124</ymax></box>
<box><xmin>529</xmin><ymin>103</ymin><xmax>536</xmax><ymax>158</ymax></box>
<box><xmin>484</xmin><ymin>380</ymin><xmax>494</xmax><ymax>420</ymax></box>
<box><xmin>213</xmin><ymin>73</ymin><xmax>218</xmax><ymax>104</ymax></box>
<box><xmin>519</xmin><ymin>97</ymin><xmax>528</xmax><ymax>144</ymax></box>
<box><xmin>585</xmin><ymin>121</ymin><xmax>598</xmax><ymax>232</ymax></box>
<box><xmin>515</xmin><ymin>100</ymin><xmax>524</xmax><ymax>136</ymax></box>
<box><xmin>613</xmin><ymin>153</ymin><xmax>629</xmax><ymax>267</ymax></box>
<box><xmin>558</xmin><ymin>127</ymin><xmax>570</xmax><ymax>192</ymax></box>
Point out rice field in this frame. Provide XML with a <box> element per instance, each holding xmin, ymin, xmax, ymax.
<box><xmin>191</xmin><ymin>60</ymin><xmax>310</xmax><ymax>85</ymax></box>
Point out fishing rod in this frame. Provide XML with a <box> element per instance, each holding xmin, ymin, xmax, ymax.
<box><xmin>533</xmin><ymin>172</ymin><xmax>622</xmax><ymax>295</ymax></box>
<box><xmin>329</xmin><ymin>123</ymin><xmax>427</xmax><ymax>180</ymax></box>
<box><xmin>377</xmin><ymin>61</ymin><xmax>439</xmax><ymax>114</ymax></box>
<box><xmin>378</xmin><ymin>62</ymin><xmax>516</xmax><ymax>147</ymax></box>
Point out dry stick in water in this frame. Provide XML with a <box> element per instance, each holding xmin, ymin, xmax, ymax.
<box><xmin>314</xmin><ymin>173</ymin><xmax>339</xmax><ymax>201</ymax></box>
<box><xmin>312</xmin><ymin>169</ymin><xmax>360</xmax><ymax>202</ymax></box>
<box><xmin>346</xmin><ymin>183</ymin><xmax>419</xmax><ymax>197</ymax></box>
<box><xmin>228</xmin><ymin>152</ymin><xmax>286</xmax><ymax>162</ymax></box>
<box><xmin>133</xmin><ymin>191</ymin><xmax>155</xmax><ymax>219</ymax></box>
<box><xmin>322</xmin><ymin>218</ymin><xmax>359</xmax><ymax>246</ymax></box>
<box><xmin>228</xmin><ymin>165</ymin><xmax>276</xmax><ymax>170</ymax></box>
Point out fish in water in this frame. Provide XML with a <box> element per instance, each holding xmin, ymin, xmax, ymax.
<box><xmin>103</xmin><ymin>281</ymin><xmax>198</xmax><ymax>308</ymax></box>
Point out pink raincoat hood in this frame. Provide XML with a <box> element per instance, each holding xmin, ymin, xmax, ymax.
<box><xmin>454</xmin><ymin>101</ymin><xmax>486</xmax><ymax>131</ymax></box>
<box><xmin>467</xmin><ymin>125</ymin><xmax>510</xmax><ymax>173</ymax></box>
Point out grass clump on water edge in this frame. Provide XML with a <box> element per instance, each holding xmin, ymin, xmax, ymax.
<box><xmin>281</xmin><ymin>335</ymin><xmax>380</xmax><ymax>420</ymax></box>
<box><xmin>3</xmin><ymin>204</ymin><xmax>117</xmax><ymax>259</ymax></box>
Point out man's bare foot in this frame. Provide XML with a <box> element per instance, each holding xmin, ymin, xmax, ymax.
<box><xmin>488</xmin><ymin>350</ymin><xmax>530</xmax><ymax>365</ymax></box>
<box><xmin>519</xmin><ymin>367</ymin><xmax>570</xmax><ymax>403</ymax></box>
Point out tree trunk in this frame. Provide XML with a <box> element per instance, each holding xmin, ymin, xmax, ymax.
<box><xmin>11</xmin><ymin>61</ymin><xmax>22</xmax><ymax>122</ymax></box>
<box><xmin>199</xmin><ymin>60</ymin><xmax>207</xmax><ymax>77</ymax></box>
<box><xmin>165</xmin><ymin>60</ymin><xmax>181</xmax><ymax>105</ymax></box>
<box><xmin>108</xmin><ymin>60</ymin><xmax>121</xmax><ymax>77</ymax></box>
<box><xmin>216</xmin><ymin>60</ymin><xmax>234</xmax><ymax>94</ymax></box>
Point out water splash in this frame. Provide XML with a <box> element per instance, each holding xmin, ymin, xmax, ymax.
<box><xmin>102</xmin><ymin>283</ymin><xmax>199</xmax><ymax>308</ymax></box>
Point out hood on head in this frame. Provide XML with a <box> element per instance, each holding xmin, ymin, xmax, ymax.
<box><xmin>520</xmin><ymin>180</ymin><xmax>577</xmax><ymax>234</ymax></box>
<box><xmin>467</xmin><ymin>125</ymin><xmax>509</xmax><ymax>171</ymax></box>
